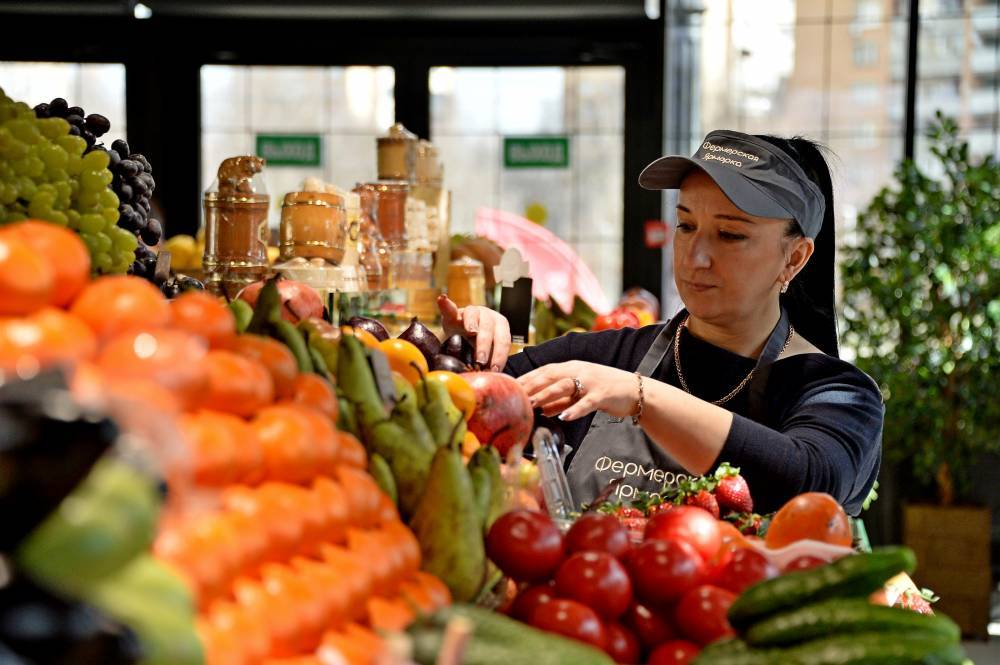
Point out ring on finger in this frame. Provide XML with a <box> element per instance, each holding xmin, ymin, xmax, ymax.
<box><xmin>571</xmin><ymin>377</ymin><xmax>585</xmax><ymax>400</ymax></box>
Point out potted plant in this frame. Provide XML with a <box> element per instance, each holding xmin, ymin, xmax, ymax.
<box><xmin>841</xmin><ymin>113</ymin><xmax>999</xmax><ymax>637</ymax></box>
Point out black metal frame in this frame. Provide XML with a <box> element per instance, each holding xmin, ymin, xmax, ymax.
<box><xmin>0</xmin><ymin>9</ymin><xmax>667</xmax><ymax>299</ymax></box>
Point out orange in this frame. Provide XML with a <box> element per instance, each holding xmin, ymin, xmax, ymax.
<box><xmin>765</xmin><ymin>492</ymin><xmax>853</xmax><ymax>549</ymax></box>
<box><xmin>252</xmin><ymin>405</ymin><xmax>321</xmax><ymax>484</ymax></box>
<box><xmin>319</xmin><ymin>624</ymin><xmax>385</xmax><ymax>665</ymax></box>
<box><xmin>171</xmin><ymin>291</ymin><xmax>236</xmax><ymax>349</ymax></box>
<box><xmin>290</xmin><ymin>373</ymin><xmax>338</xmax><ymax>421</ymax></box>
<box><xmin>337</xmin><ymin>466</ymin><xmax>382</xmax><ymax>529</ymax></box>
<box><xmin>375</xmin><ymin>492</ymin><xmax>400</xmax><ymax>526</ymax></box>
<box><xmin>426</xmin><ymin>370</ymin><xmax>476</xmax><ymax>420</ymax></box>
<box><xmin>336</xmin><ymin>431</ymin><xmax>367</xmax><ymax>469</ymax></box>
<box><xmin>320</xmin><ymin>546</ymin><xmax>374</xmax><ymax>621</ymax></box>
<box><xmin>202</xmin><ymin>350</ymin><xmax>275</xmax><ymax>417</ymax></box>
<box><xmin>277</xmin><ymin>401</ymin><xmax>339</xmax><ymax>476</ymax></box>
<box><xmin>0</xmin><ymin>234</ymin><xmax>54</xmax><ymax>315</ymax></box>
<box><xmin>340</xmin><ymin>325</ymin><xmax>380</xmax><ymax>349</ymax></box>
<box><xmin>96</xmin><ymin>328</ymin><xmax>208</xmax><ymax>409</ymax></box>
<box><xmin>207</xmin><ymin>600</ymin><xmax>270</xmax><ymax>663</ymax></box>
<box><xmin>0</xmin><ymin>308</ymin><xmax>96</xmax><ymax>375</ymax></box>
<box><xmin>377</xmin><ymin>338</ymin><xmax>428</xmax><ymax>384</ymax></box>
<box><xmin>311</xmin><ymin>477</ymin><xmax>350</xmax><ymax>545</ymax></box>
<box><xmin>381</xmin><ymin>520</ymin><xmax>421</xmax><ymax>574</ymax></box>
<box><xmin>0</xmin><ymin>221</ymin><xmax>90</xmax><ymax>307</ymax></box>
<box><xmin>413</xmin><ymin>571</ymin><xmax>452</xmax><ymax>608</ymax></box>
<box><xmin>230</xmin><ymin>334</ymin><xmax>298</xmax><ymax>399</ymax></box>
<box><xmin>461</xmin><ymin>430</ymin><xmax>481</xmax><ymax>461</ymax></box>
<box><xmin>103</xmin><ymin>374</ymin><xmax>183</xmax><ymax>415</ymax></box>
<box><xmin>180</xmin><ymin>410</ymin><xmax>264</xmax><ymax>486</ymax></box>
<box><xmin>70</xmin><ymin>275</ymin><xmax>171</xmax><ymax>340</ymax></box>
<box><xmin>365</xmin><ymin>596</ymin><xmax>415</xmax><ymax>632</ymax></box>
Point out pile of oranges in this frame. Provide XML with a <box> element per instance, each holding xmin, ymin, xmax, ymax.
<box><xmin>0</xmin><ymin>220</ymin><xmax>450</xmax><ymax>665</ymax></box>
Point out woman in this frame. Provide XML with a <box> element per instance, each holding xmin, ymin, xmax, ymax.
<box><xmin>438</xmin><ymin>130</ymin><xmax>883</xmax><ymax>516</ymax></box>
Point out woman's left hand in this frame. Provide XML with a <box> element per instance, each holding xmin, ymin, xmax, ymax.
<box><xmin>517</xmin><ymin>361</ymin><xmax>639</xmax><ymax>422</ymax></box>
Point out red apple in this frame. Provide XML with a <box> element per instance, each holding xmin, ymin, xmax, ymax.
<box><xmin>465</xmin><ymin>371</ymin><xmax>533</xmax><ymax>457</ymax></box>
<box><xmin>237</xmin><ymin>279</ymin><xmax>324</xmax><ymax>324</ymax></box>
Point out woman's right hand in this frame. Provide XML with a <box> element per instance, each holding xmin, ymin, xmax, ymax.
<box><xmin>437</xmin><ymin>294</ymin><xmax>512</xmax><ymax>371</ymax></box>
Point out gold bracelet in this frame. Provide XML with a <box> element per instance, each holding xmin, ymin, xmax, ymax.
<box><xmin>631</xmin><ymin>371</ymin><xmax>644</xmax><ymax>425</ymax></box>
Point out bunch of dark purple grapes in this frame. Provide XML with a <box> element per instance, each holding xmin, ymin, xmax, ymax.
<box><xmin>33</xmin><ymin>98</ymin><xmax>163</xmax><ymax>279</ymax></box>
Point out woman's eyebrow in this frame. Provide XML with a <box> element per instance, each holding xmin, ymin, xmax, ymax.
<box><xmin>714</xmin><ymin>213</ymin><xmax>756</xmax><ymax>224</ymax></box>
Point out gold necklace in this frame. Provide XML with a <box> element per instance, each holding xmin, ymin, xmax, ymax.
<box><xmin>673</xmin><ymin>315</ymin><xmax>794</xmax><ymax>406</ymax></box>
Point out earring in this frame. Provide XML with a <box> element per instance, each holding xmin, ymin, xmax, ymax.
<box><xmin>780</xmin><ymin>281</ymin><xmax>789</xmax><ymax>294</ymax></box>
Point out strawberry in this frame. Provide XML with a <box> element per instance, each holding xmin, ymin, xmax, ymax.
<box><xmin>618</xmin><ymin>506</ymin><xmax>644</xmax><ymax>519</ymax></box>
<box><xmin>726</xmin><ymin>512</ymin><xmax>764</xmax><ymax>537</ymax></box>
<box><xmin>896</xmin><ymin>588</ymin><xmax>937</xmax><ymax>615</ymax></box>
<box><xmin>714</xmin><ymin>463</ymin><xmax>754</xmax><ymax>514</ymax></box>
<box><xmin>684</xmin><ymin>489</ymin><xmax>721</xmax><ymax>519</ymax></box>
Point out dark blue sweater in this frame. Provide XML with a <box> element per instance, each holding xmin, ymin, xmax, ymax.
<box><xmin>505</xmin><ymin>325</ymin><xmax>883</xmax><ymax>516</ymax></box>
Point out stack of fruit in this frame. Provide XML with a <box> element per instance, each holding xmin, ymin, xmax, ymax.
<box><xmin>482</xmin><ymin>483</ymin><xmax>934</xmax><ymax>665</ymax></box>
<box><xmin>289</xmin><ymin>305</ymin><xmax>534</xmax><ymax>605</ymax></box>
<box><xmin>0</xmin><ymin>223</ymin><xmax>453</xmax><ymax>664</ymax></box>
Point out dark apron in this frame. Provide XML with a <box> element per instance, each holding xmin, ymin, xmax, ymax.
<box><xmin>565</xmin><ymin>307</ymin><xmax>791</xmax><ymax>508</ymax></box>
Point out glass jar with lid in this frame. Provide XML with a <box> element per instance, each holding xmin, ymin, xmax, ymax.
<box><xmin>202</xmin><ymin>155</ymin><xmax>270</xmax><ymax>296</ymax></box>
<box><xmin>279</xmin><ymin>190</ymin><xmax>346</xmax><ymax>264</ymax></box>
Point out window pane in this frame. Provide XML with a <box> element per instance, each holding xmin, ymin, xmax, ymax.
<box><xmin>199</xmin><ymin>64</ymin><xmax>395</xmax><ymax>228</ymax></box>
<box><xmin>430</xmin><ymin>66</ymin><xmax>625</xmax><ymax>302</ymax></box>
<box><xmin>0</xmin><ymin>61</ymin><xmax>127</xmax><ymax>144</ymax></box>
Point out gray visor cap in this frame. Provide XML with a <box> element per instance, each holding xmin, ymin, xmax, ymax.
<box><xmin>638</xmin><ymin>130</ymin><xmax>826</xmax><ymax>239</ymax></box>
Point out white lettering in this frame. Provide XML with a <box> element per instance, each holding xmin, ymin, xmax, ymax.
<box><xmin>624</xmin><ymin>462</ymin><xmax>639</xmax><ymax>477</ymax></box>
<box><xmin>617</xmin><ymin>484</ymin><xmax>635</xmax><ymax>499</ymax></box>
<box><xmin>639</xmin><ymin>465</ymin><xmax>655</xmax><ymax>480</ymax></box>
<box><xmin>611</xmin><ymin>461</ymin><xmax>624</xmax><ymax>473</ymax></box>
<box><xmin>595</xmin><ymin>456</ymin><xmax>612</xmax><ymax>472</ymax></box>
<box><xmin>653</xmin><ymin>469</ymin><xmax>665</xmax><ymax>483</ymax></box>
<box><xmin>701</xmin><ymin>141</ymin><xmax>760</xmax><ymax>164</ymax></box>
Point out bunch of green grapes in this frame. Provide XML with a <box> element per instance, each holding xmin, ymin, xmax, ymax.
<box><xmin>0</xmin><ymin>87</ymin><xmax>136</xmax><ymax>273</ymax></box>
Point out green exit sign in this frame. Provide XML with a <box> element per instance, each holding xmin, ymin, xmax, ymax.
<box><xmin>256</xmin><ymin>134</ymin><xmax>322</xmax><ymax>167</ymax></box>
<box><xmin>504</xmin><ymin>137</ymin><xmax>569</xmax><ymax>169</ymax></box>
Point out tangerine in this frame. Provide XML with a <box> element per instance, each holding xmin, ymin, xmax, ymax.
<box><xmin>426</xmin><ymin>370</ymin><xmax>476</xmax><ymax>420</ymax></box>
<box><xmin>764</xmin><ymin>492</ymin><xmax>852</xmax><ymax>549</ymax></box>
<box><xmin>171</xmin><ymin>291</ymin><xmax>236</xmax><ymax>349</ymax></box>
<box><xmin>202</xmin><ymin>350</ymin><xmax>275</xmax><ymax>417</ymax></box>
<box><xmin>252</xmin><ymin>405</ymin><xmax>321</xmax><ymax>483</ymax></box>
<box><xmin>96</xmin><ymin>328</ymin><xmax>208</xmax><ymax>409</ymax></box>
<box><xmin>0</xmin><ymin>234</ymin><xmax>54</xmax><ymax>315</ymax></box>
<box><xmin>0</xmin><ymin>221</ymin><xmax>90</xmax><ymax>307</ymax></box>
<box><xmin>0</xmin><ymin>308</ymin><xmax>96</xmax><ymax>375</ymax></box>
<box><xmin>180</xmin><ymin>410</ymin><xmax>264</xmax><ymax>486</ymax></box>
<box><xmin>70</xmin><ymin>275</ymin><xmax>171</xmax><ymax>340</ymax></box>
<box><xmin>340</xmin><ymin>325</ymin><xmax>380</xmax><ymax>349</ymax></box>
<box><xmin>378</xmin><ymin>338</ymin><xmax>428</xmax><ymax>384</ymax></box>
<box><xmin>289</xmin><ymin>373</ymin><xmax>338</xmax><ymax>421</ymax></box>
<box><xmin>230</xmin><ymin>334</ymin><xmax>298</xmax><ymax>399</ymax></box>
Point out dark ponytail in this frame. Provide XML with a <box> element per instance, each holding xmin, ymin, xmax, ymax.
<box><xmin>755</xmin><ymin>135</ymin><xmax>839</xmax><ymax>358</ymax></box>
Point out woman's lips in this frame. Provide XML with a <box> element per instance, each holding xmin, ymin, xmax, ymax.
<box><xmin>682</xmin><ymin>280</ymin><xmax>717</xmax><ymax>292</ymax></box>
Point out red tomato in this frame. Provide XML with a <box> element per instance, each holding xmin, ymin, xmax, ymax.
<box><xmin>644</xmin><ymin>506</ymin><xmax>721</xmax><ymax>562</ymax></box>
<box><xmin>530</xmin><ymin>599</ymin><xmax>607</xmax><ymax>651</ymax></box>
<box><xmin>509</xmin><ymin>584</ymin><xmax>557</xmax><ymax>623</ymax></box>
<box><xmin>783</xmin><ymin>555</ymin><xmax>827</xmax><ymax>572</ymax></box>
<box><xmin>604</xmin><ymin>622</ymin><xmax>641</xmax><ymax>664</ymax></box>
<box><xmin>592</xmin><ymin>308</ymin><xmax>641</xmax><ymax>332</ymax></box>
<box><xmin>628</xmin><ymin>539</ymin><xmax>706</xmax><ymax>605</ymax></box>
<box><xmin>486</xmin><ymin>510</ymin><xmax>565</xmax><ymax>583</ymax></box>
<box><xmin>648</xmin><ymin>640</ymin><xmax>701</xmax><ymax>665</ymax></box>
<box><xmin>555</xmin><ymin>551</ymin><xmax>632</xmax><ymax>620</ymax></box>
<box><xmin>565</xmin><ymin>513</ymin><xmax>631</xmax><ymax>559</ymax></box>
<box><xmin>703</xmin><ymin>543</ymin><xmax>734</xmax><ymax>585</ymax></box>
<box><xmin>622</xmin><ymin>601</ymin><xmax>676</xmax><ymax>651</ymax></box>
<box><xmin>673</xmin><ymin>585</ymin><xmax>736</xmax><ymax>646</ymax></box>
<box><xmin>715</xmin><ymin>549</ymin><xmax>779</xmax><ymax>594</ymax></box>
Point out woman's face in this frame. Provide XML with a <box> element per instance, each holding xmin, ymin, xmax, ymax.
<box><xmin>673</xmin><ymin>170</ymin><xmax>812</xmax><ymax>325</ymax></box>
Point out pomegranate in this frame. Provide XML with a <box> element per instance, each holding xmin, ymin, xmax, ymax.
<box><xmin>237</xmin><ymin>279</ymin><xmax>324</xmax><ymax>324</ymax></box>
<box><xmin>464</xmin><ymin>372</ymin><xmax>533</xmax><ymax>458</ymax></box>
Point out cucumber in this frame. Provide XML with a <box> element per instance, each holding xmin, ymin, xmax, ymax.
<box><xmin>409</xmin><ymin>605</ymin><xmax>615</xmax><ymax>665</ymax></box>
<box><xmin>745</xmin><ymin>598</ymin><xmax>961</xmax><ymax>647</ymax></box>
<box><xmin>782</xmin><ymin>630</ymin><xmax>965</xmax><ymax>665</ymax></box>
<box><xmin>728</xmin><ymin>547</ymin><xmax>916</xmax><ymax>629</ymax></box>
